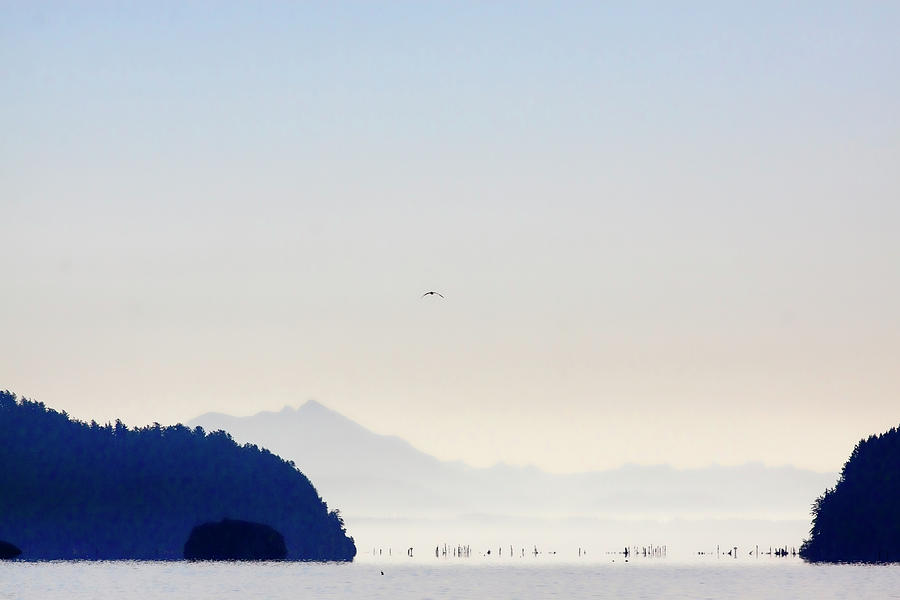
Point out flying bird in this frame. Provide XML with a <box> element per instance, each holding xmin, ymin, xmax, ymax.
<box><xmin>421</xmin><ymin>291</ymin><xmax>444</xmax><ymax>298</ymax></box>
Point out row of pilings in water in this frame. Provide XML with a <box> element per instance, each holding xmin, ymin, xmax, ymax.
<box><xmin>370</xmin><ymin>543</ymin><xmax>799</xmax><ymax>559</ymax></box>
<box><xmin>613</xmin><ymin>545</ymin><xmax>667</xmax><ymax>558</ymax></box>
<box><xmin>697</xmin><ymin>545</ymin><xmax>798</xmax><ymax>558</ymax></box>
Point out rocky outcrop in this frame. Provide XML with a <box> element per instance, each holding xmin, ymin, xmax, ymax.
<box><xmin>0</xmin><ymin>541</ymin><xmax>22</xmax><ymax>559</ymax></box>
<box><xmin>184</xmin><ymin>519</ymin><xmax>287</xmax><ymax>560</ymax></box>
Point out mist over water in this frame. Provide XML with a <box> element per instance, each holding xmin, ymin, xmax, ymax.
<box><xmin>190</xmin><ymin>401</ymin><xmax>828</xmax><ymax>559</ymax></box>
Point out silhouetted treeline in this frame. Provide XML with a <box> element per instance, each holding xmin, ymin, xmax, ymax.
<box><xmin>0</xmin><ymin>391</ymin><xmax>355</xmax><ymax>560</ymax></box>
<box><xmin>800</xmin><ymin>424</ymin><xmax>900</xmax><ymax>563</ymax></box>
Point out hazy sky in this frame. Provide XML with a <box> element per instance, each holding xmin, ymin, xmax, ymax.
<box><xmin>3</xmin><ymin>2</ymin><xmax>898</xmax><ymax>473</ymax></box>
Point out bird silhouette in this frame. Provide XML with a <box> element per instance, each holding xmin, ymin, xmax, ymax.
<box><xmin>421</xmin><ymin>291</ymin><xmax>444</xmax><ymax>298</ymax></box>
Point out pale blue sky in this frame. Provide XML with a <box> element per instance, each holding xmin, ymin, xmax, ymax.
<box><xmin>2</xmin><ymin>1</ymin><xmax>898</xmax><ymax>472</ymax></box>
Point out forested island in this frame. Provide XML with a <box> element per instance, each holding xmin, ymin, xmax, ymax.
<box><xmin>0</xmin><ymin>391</ymin><xmax>356</xmax><ymax>560</ymax></box>
<box><xmin>801</xmin><ymin>424</ymin><xmax>900</xmax><ymax>563</ymax></box>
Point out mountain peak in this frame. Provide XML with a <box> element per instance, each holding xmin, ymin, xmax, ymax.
<box><xmin>297</xmin><ymin>399</ymin><xmax>334</xmax><ymax>415</ymax></box>
<box><xmin>293</xmin><ymin>399</ymin><xmax>368</xmax><ymax>433</ymax></box>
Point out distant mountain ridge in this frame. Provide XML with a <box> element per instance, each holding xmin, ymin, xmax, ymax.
<box><xmin>189</xmin><ymin>401</ymin><xmax>838</xmax><ymax>521</ymax></box>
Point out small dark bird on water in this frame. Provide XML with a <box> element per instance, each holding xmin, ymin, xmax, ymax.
<box><xmin>422</xmin><ymin>291</ymin><xmax>444</xmax><ymax>298</ymax></box>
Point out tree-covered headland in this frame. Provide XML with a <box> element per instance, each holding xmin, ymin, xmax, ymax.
<box><xmin>801</xmin><ymin>424</ymin><xmax>900</xmax><ymax>563</ymax></box>
<box><xmin>0</xmin><ymin>390</ymin><xmax>356</xmax><ymax>560</ymax></box>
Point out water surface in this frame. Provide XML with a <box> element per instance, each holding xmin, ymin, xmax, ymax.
<box><xmin>2</xmin><ymin>558</ymin><xmax>898</xmax><ymax>599</ymax></box>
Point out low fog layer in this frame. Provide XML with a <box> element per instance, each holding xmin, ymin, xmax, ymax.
<box><xmin>189</xmin><ymin>401</ymin><xmax>835</xmax><ymax>551</ymax></box>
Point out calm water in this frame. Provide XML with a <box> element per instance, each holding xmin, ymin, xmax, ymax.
<box><xmin>1</xmin><ymin>558</ymin><xmax>899</xmax><ymax>600</ymax></box>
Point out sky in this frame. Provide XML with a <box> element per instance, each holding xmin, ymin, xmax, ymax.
<box><xmin>2</xmin><ymin>1</ymin><xmax>898</xmax><ymax>474</ymax></box>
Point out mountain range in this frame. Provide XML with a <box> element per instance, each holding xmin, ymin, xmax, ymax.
<box><xmin>188</xmin><ymin>400</ymin><xmax>837</xmax><ymax>523</ymax></box>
